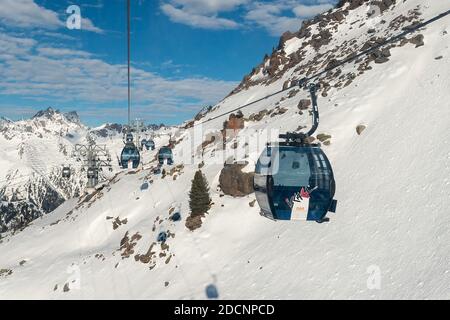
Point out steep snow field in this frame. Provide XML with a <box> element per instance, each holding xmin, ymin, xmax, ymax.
<box><xmin>0</xmin><ymin>0</ymin><xmax>449</xmax><ymax>299</ymax></box>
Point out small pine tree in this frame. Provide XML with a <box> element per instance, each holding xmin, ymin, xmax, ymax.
<box><xmin>189</xmin><ymin>170</ymin><xmax>211</xmax><ymax>216</ymax></box>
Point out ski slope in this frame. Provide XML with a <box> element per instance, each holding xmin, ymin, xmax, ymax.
<box><xmin>0</xmin><ymin>0</ymin><xmax>449</xmax><ymax>299</ymax></box>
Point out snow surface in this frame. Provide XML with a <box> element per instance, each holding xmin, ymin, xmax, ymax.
<box><xmin>0</xmin><ymin>0</ymin><xmax>449</xmax><ymax>299</ymax></box>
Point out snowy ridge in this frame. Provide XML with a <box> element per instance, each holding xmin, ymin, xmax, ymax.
<box><xmin>0</xmin><ymin>108</ymin><xmax>170</xmax><ymax>232</ymax></box>
<box><xmin>0</xmin><ymin>108</ymin><xmax>86</xmax><ymax>231</ymax></box>
<box><xmin>0</xmin><ymin>0</ymin><xmax>449</xmax><ymax>299</ymax></box>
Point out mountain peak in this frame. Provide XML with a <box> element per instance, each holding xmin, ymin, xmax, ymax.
<box><xmin>63</xmin><ymin>111</ymin><xmax>80</xmax><ymax>124</ymax></box>
<box><xmin>0</xmin><ymin>116</ymin><xmax>12</xmax><ymax>123</ymax></box>
<box><xmin>31</xmin><ymin>108</ymin><xmax>80</xmax><ymax>125</ymax></box>
<box><xmin>32</xmin><ymin>107</ymin><xmax>60</xmax><ymax>119</ymax></box>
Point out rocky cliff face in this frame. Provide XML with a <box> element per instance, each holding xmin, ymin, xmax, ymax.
<box><xmin>229</xmin><ymin>0</ymin><xmax>423</xmax><ymax>98</ymax></box>
<box><xmin>0</xmin><ymin>107</ymin><xmax>84</xmax><ymax>141</ymax></box>
<box><xmin>0</xmin><ymin>108</ymin><xmax>87</xmax><ymax>233</ymax></box>
<box><xmin>0</xmin><ymin>168</ymin><xmax>85</xmax><ymax>232</ymax></box>
<box><xmin>219</xmin><ymin>163</ymin><xmax>254</xmax><ymax>197</ymax></box>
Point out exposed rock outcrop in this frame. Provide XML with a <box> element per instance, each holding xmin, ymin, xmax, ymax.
<box><xmin>219</xmin><ymin>163</ymin><xmax>254</xmax><ymax>197</ymax></box>
<box><xmin>185</xmin><ymin>214</ymin><xmax>204</xmax><ymax>231</ymax></box>
<box><xmin>223</xmin><ymin>112</ymin><xmax>245</xmax><ymax>131</ymax></box>
<box><xmin>409</xmin><ymin>34</ymin><xmax>424</xmax><ymax>47</ymax></box>
<box><xmin>248</xmin><ymin>109</ymin><xmax>268</xmax><ymax>122</ymax></box>
<box><xmin>298</xmin><ymin>99</ymin><xmax>312</xmax><ymax>110</ymax></box>
<box><xmin>228</xmin><ymin>0</ymin><xmax>405</xmax><ymax>98</ymax></box>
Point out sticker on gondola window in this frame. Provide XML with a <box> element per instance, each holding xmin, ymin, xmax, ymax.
<box><xmin>290</xmin><ymin>187</ymin><xmax>310</xmax><ymax>220</ymax></box>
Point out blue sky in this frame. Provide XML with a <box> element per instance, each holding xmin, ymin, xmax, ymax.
<box><xmin>0</xmin><ymin>0</ymin><xmax>337</xmax><ymax>126</ymax></box>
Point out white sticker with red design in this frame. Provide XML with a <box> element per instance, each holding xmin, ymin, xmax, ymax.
<box><xmin>291</xmin><ymin>187</ymin><xmax>310</xmax><ymax>220</ymax></box>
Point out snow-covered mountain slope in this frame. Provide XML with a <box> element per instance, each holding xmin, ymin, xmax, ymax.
<box><xmin>0</xmin><ymin>108</ymin><xmax>169</xmax><ymax>233</ymax></box>
<box><xmin>0</xmin><ymin>108</ymin><xmax>87</xmax><ymax>232</ymax></box>
<box><xmin>0</xmin><ymin>0</ymin><xmax>449</xmax><ymax>299</ymax></box>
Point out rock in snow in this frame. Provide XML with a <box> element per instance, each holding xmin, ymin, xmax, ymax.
<box><xmin>219</xmin><ymin>163</ymin><xmax>254</xmax><ymax>197</ymax></box>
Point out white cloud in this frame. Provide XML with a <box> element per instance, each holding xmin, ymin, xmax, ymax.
<box><xmin>0</xmin><ymin>0</ymin><xmax>63</xmax><ymax>29</ymax></box>
<box><xmin>30</xmin><ymin>30</ymin><xmax>77</xmax><ymax>41</ymax></box>
<box><xmin>81</xmin><ymin>17</ymin><xmax>104</xmax><ymax>34</ymax></box>
<box><xmin>244</xmin><ymin>1</ymin><xmax>337</xmax><ymax>36</ymax></box>
<box><xmin>0</xmin><ymin>34</ymin><xmax>237</xmax><ymax>120</ymax></box>
<box><xmin>0</xmin><ymin>0</ymin><xmax>62</xmax><ymax>29</ymax></box>
<box><xmin>160</xmin><ymin>0</ymin><xmax>248</xmax><ymax>30</ymax></box>
<box><xmin>168</xmin><ymin>0</ymin><xmax>249</xmax><ymax>15</ymax></box>
<box><xmin>161</xmin><ymin>4</ymin><xmax>240</xmax><ymax>30</ymax></box>
<box><xmin>36</xmin><ymin>47</ymin><xmax>92</xmax><ymax>58</ymax></box>
<box><xmin>244</xmin><ymin>2</ymin><xmax>303</xmax><ymax>36</ymax></box>
<box><xmin>293</xmin><ymin>3</ymin><xmax>334</xmax><ymax>18</ymax></box>
<box><xmin>82</xmin><ymin>1</ymin><xmax>104</xmax><ymax>9</ymax></box>
<box><xmin>160</xmin><ymin>0</ymin><xmax>337</xmax><ymax>35</ymax></box>
<box><xmin>0</xmin><ymin>33</ymin><xmax>36</xmax><ymax>56</ymax></box>
<box><xmin>0</xmin><ymin>0</ymin><xmax>103</xmax><ymax>33</ymax></box>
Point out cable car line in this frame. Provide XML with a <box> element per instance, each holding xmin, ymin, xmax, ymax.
<box><xmin>197</xmin><ymin>8</ymin><xmax>450</xmax><ymax>127</ymax></box>
<box><xmin>300</xmin><ymin>8</ymin><xmax>450</xmax><ymax>85</ymax></box>
<box><xmin>119</xmin><ymin>0</ymin><xmax>141</xmax><ymax>170</ymax></box>
<box><xmin>127</xmin><ymin>0</ymin><xmax>131</xmax><ymax>127</ymax></box>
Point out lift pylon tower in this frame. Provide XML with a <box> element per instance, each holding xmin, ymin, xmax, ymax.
<box><xmin>130</xmin><ymin>119</ymin><xmax>145</xmax><ymax>150</ymax></box>
<box><xmin>73</xmin><ymin>135</ymin><xmax>113</xmax><ymax>188</ymax></box>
